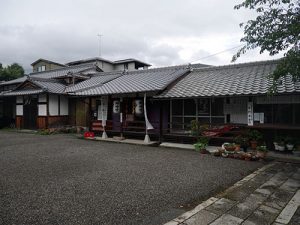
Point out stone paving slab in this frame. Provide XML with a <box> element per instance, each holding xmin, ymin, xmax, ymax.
<box><xmin>164</xmin><ymin>162</ymin><xmax>300</xmax><ymax>225</ymax></box>
<box><xmin>279</xmin><ymin>178</ymin><xmax>300</xmax><ymax>192</ymax></box>
<box><xmin>286</xmin><ymin>206</ymin><xmax>300</xmax><ymax>225</ymax></box>
<box><xmin>172</xmin><ymin>197</ymin><xmax>218</xmax><ymax>224</ymax></box>
<box><xmin>229</xmin><ymin>192</ymin><xmax>268</xmax><ymax>219</ymax></box>
<box><xmin>205</xmin><ymin>198</ymin><xmax>236</xmax><ymax>215</ymax></box>
<box><xmin>275</xmin><ymin>190</ymin><xmax>300</xmax><ymax>224</ymax></box>
<box><xmin>182</xmin><ymin>210</ymin><xmax>218</xmax><ymax>225</ymax></box>
<box><xmin>264</xmin><ymin>189</ymin><xmax>295</xmax><ymax>211</ymax></box>
<box><xmin>209</xmin><ymin>214</ymin><xmax>243</xmax><ymax>225</ymax></box>
<box><xmin>244</xmin><ymin>204</ymin><xmax>280</xmax><ymax>225</ymax></box>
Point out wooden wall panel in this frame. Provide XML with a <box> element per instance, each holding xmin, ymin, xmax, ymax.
<box><xmin>15</xmin><ymin>116</ymin><xmax>23</xmax><ymax>129</ymax></box>
<box><xmin>48</xmin><ymin>116</ymin><xmax>68</xmax><ymax>128</ymax></box>
<box><xmin>37</xmin><ymin>117</ymin><xmax>47</xmax><ymax>129</ymax></box>
<box><xmin>36</xmin><ymin>116</ymin><xmax>69</xmax><ymax>129</ymax></box>
<box><xmin>75</xmin><ymin>98</ymin><xmax>89</xmax><ymax>127</ymax></box>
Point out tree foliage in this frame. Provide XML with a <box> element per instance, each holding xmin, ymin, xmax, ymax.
<box><xmin>233</xmin><ymin>0</ymin><xmax>300</xmax><ymax>88</ymax></box>
<box><xmin>0</xmin><ymin>63</ymin><xmax>25</xmax><ymax>81</ymax></box>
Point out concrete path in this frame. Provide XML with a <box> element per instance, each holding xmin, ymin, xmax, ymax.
<box><xmin>165</xmin><ymin>162</ymin><xmax>300</xmax><ymax>225</ymax></box>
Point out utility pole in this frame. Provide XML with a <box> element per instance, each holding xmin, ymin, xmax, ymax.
<box><xmin>97</xmin><ymin>34</ymin><xmax>103</xmax><ymax>57</ymax></box>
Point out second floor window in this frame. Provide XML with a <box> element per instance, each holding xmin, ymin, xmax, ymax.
<box><xmin>38</xmin><ymin>65</ymin><xmax>46</xmax><ymax>72</ymax></box>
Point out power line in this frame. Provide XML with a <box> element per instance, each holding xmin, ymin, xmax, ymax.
<box><xmin>189</xmin><ymin>44</ymin><xmax>245</xmax><ymax>64</ymax></box>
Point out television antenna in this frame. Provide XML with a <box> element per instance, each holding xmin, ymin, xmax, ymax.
<box><xmin>97</xmin><ymin>34</ymin><xmax>103</xmax><ymax>57</ymax></box>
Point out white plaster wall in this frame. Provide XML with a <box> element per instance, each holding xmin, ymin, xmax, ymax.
<box><xmin>224</xmin><ymin>97</ymin><xmax>248</xmax><ymax>124</ymax></box>
<box><xmin>128</xmin><ymin>62</ymin><xmax>135</xmax><ymax>71</ymax></box>
<box><xmin>99</xmin><ymin>61</ymin><xmax>114</xmax><ymax>72</ymax></box>
<box><xmin>38</xmin><ymin>105</ymin><xmax>47</xmax><ymax>116</ymax></box>
<box><xmin>38</xmin><ymin>94</ymin><xmax>47</xmax><ymax>103</ymax></box>
<box><xmin>49</xmin><ymin>95</ymin><xmax>59</xmax><ymax>116</ymax></box>
<box><xmin>114</xmin><ymin>64</ymin><xmax>125</xmax><ymax>71</ymax></box>
<box><xmin>16</xmin><ymin>105</ymin><xmax>23</xmax><ymax>116</ymax></box>
<box><xmin>60</xmin><ymin>95</ymin><xmax>69</xmax><ymax>115</ymax></box>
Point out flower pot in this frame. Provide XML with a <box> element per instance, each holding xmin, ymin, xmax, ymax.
<box><xmin>244</xmin><ymin>153</ymin><xmax>252</xmax><ymax>161</ymax></box>
<box><xmin>286</xmin><ymin>144</ymin><xmax>294</xmax><ymax>151</ymax></box>
<box><xmin>250</xmin><ymin>141</ymin><xmax>258</xmax><ymax>150</ymax></box>
<box><xmin>213</xmin><ymin>151</ymin><xmax>221</xmax><ymax>157</ymax></box>
<box><xmin>222</xmin><ymin>152</ymin><xmax>229</xmax><ymax>158</ymax></box>
<box><xmin>200</xmin><ymin>149</ymin><xmax>209</xmax><ymax>154</ymax></box>
<box><xmin>225</xmin><ymin>146</ymin><xmax>236</xmax><ymax>151</ymax></box>
<box><xmin>257</xmin><ymin>151</ymin><xmax>267</xmax><ymax>158</ymax></box>
<box><xmin>235</xmin><ymin>144</ymin><xmax>241</xmax><ymax>152</ymax></box>
<box><xmin>274</xmin><ymin>142</ymin><xmax>285</xmax><ymax>151</ymax></box>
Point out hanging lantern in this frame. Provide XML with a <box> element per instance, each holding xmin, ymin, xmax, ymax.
<box><xmin>113</xmin><ymin>100</ymin><xmax>120</xmax><ymax>113</ymax></box>
<box><xmin>134</xmin><ymin>99</ymin><xmax>143</xmax><ymax>115</ymax></box>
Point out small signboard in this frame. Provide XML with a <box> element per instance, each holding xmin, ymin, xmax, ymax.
<box><xmin>259</xmin><ymin>112</ymin><xmax>264</xmax><ymax>124</ymax></box>
<box><xmin>247</xmin><ymin>102</ymin><xmax>253</xmax><ymax>126</ymax></box>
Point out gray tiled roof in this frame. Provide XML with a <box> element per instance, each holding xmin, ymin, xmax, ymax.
<box><xmin>156</xmin><ymin>60</ymin><xmax>300</xmax><ymax>98</ymax></box>
<box><xmin>31</xmin><ymin>78</ymin><xmax>66</xmax><ymax>94</ymax></box>
<box><xmin>1</xmin><ymin>77</ymin><xmax>66</xmax><ymax>96</ymax></box>
<box><xmin>73</xmin><ymin>67</ymin><xmax>190</xmax><ymax>96</ymax></box>
<box><xmin>1</xmin><ymin>89</ymin><xmax>43</xmax><ymax>96</ymax></box>
<box><xmin>30</xmin><ymin>63</ymin><xmax>99</xmax><ymax>79</ymax></box>
<box><xmin>66</xmin><ymin>72</ymin><xmax>122</xmax><ymax>93</ymax></box>
<box><xmin>0</xmin><ymin>76</ymin><xmax>27</xmax><ymax>86</ymax></box>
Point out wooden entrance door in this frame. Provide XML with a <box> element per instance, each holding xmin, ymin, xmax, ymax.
<box><xmin>23</xmin><ymin>97</ymin><xmax>37</xmax><ymax>129</ymax></box>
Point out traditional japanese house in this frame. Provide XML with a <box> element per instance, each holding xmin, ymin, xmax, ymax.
<box><xmin>155</xmin><ymin>60</ymin><xmax>300</xmax><ymax>145</ymax></box>
<box><xmin>0</xmin><ymin>77</ymin><xmax>27</xmax><ymax>127</ymax></box>
<box><xmin>65</xmin><ymin>65</ymin><xmax>200</xmax><ymax>141</ymax></box>
<box><xmin>1</xmin><ymin>58</ymin><xmax>299</xmax><ymax>147</ymax></box>
<box><xmin>0</xmin><ymin>62</ymin><xmax>102</xmax><ymax>129</ymax></box>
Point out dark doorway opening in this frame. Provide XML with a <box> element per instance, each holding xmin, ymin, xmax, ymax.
<box><xmin>23</xmin><ymin>97</ymin><xmax>37</xmax><ymax>129</ymax></box>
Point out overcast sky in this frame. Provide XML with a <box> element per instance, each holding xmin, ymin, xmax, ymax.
<box><xmin>0</xmin><ymin>0</ymin><xmax>284</xmax><ymax>73</ymax></box>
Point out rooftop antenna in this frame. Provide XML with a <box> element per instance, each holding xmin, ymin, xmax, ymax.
<box><xmin>97</xmin><ymin>34</ymin><xmax>103</xmax><ymax>57</ymax></box>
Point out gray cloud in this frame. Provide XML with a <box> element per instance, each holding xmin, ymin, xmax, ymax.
<box><xmin>0</xmin><ymin>0</ymin><xmax>280</xmax><ymax>73</ymax></box>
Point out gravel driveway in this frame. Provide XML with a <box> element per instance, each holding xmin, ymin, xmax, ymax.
<box><xmin>0</xmin><ymin>131</ymin><xmax>264</xmax><ymax>225</ymax></box>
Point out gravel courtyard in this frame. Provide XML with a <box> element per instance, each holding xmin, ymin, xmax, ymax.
<box><xmin>0</xmin><ymin>131</ymin><xmax>264</xmax><ymax>225</ymax></box>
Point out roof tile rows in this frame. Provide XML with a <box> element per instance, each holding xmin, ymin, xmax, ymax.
<box><xmin>1</xmin><ymin>59</ymin><xmax>300</xmax><ymax>98</ymax></box>
<box><xmin>72</xmin><ymin>67</ymin><xmax>189</xmax><ymax>96</ymax></box>
<box><xmin>65</xmin><ymin>72</ymin><xmax>123</xmax><ymax>93</ymax></box>
<box><xmin>157</xmin><ymin>60</ymin><xmax>300</xmax><ymax>98</ymax></box>
<box><xmin>2</xmin><ymin>78</ymin><xmax>67</xmax><ymax>96</ymax></box>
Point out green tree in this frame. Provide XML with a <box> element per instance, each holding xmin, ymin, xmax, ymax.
<box><xmin>0</xmin><ymin>63</ymin><xmax>25</xmax><ymax>81</ymax></box>
<box><xmin>233</xmin><ymin>0</ymin><xmax>300</xmax><ymax>90</ymax></box>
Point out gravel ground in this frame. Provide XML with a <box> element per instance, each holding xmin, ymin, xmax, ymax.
<box><xmin>0</xmin><ymin>131</ymin><xmax>264</xmax><ymax>225</ymax></box>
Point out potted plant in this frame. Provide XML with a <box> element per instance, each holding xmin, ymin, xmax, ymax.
<box><xmin>223</xmin><ymin>143</ymin><xmax>236</xmax><ymax>152</ymax></box>
<box><xmin>285</xmin><ymin>136</ymin><xmax>295</xmax><ymax>151</ymax></box>
<box><xmin>243</xmin><ymin>152</ymin><xmax>252</xmax><ymax>161</ymax></box>
<box><xmin>256</xmin><ymin>145</ymin><xmax>268</xmax><ymax>158</ymax></box>
<box><xmin>194</xmin><ymin>136</ymin><xmax>209</xmax><ymax>154</ymax></box>
<box><xmin>191</xmin><ymin>120</ymin><xmax>200</xmax><ymax>137</ymax></box>
<box><xmin>273</xmin><ymin>136</ymin><xmax>285</xmax><ymax>151</ymax></box>
<box><xmin>247</xmin><ymin>129</ymin><xmax>263</xmax><ymax>150</ymax></box>
<box><xmin>234</xmin><ymin>135</ymin><xmax>246</xmax><ymax>151</ymax></box>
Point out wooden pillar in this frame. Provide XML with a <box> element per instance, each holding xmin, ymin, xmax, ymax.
<box><xmin>87</xmin><ymin>97</ymin><xmax>92</xmax><ymax>130</ymax></box>
<box><xmin>46</xmin><ymin>93</ymin><xmax>49</xmax><ymax>129</ymax></box>
<box><xmin>58</xmin><ymin>95</ymin><xmax>61</xmax><ymax>116</ymax></box>
<box><xmin>120</xmin><ymin>98</ymin><xmax>124</xmax><ymax>138</ymax></box>
<box><xmin>292</xmin><ymin>104</ymin><xmax>296</xmax><ymax>125</ymax></box>
<box><xmin>170</xmin><ymin>99</ymin><xmax>172</xmax><ymax>131</ymax></box>
<box><xmin>159</xmin><ymin>102</ymin><xmax>163</xmax><ymax>143</ymax></box>
<box><xmin>209</xmin><ymin>98</ymin><xmax>212</xmax><ymax>126</ymax></box>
